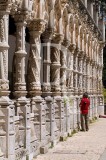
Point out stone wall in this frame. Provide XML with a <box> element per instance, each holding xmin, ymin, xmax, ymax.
<box><xmin>0</xmin><ymin>0</ymin><xmax>105</xmax><ymax>159</ymax></box>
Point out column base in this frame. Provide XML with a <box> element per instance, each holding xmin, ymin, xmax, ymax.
<box><xmin>51</xmin><ymin>92</ymin><xmax>61</xmax><ymax>96</ymax></box>
<box><xmin>29</xmin><ymin>91</ymin><xmax>42</xmax><ymax>97</ymax></box>
<box><xmin>14</xmin><ymin>91</ymin><xmax>27</xmax><ymax>98</ymax></box>
<box><xmin>40</xmin><ymin>146</ymin><xmax>48</xmax><ymax>154</ymax></box>
<box><xmin>0</xmin><ymin>91</ymin><xmax>10</xmax><ymax>97</ymax></box>
<box><xmin>60</xmin><ymin>132</ymin><xmax>67</xmax><ymax>141</ymax></box>
<box><xmin>42</xmin><ymin>91</ymin><xmax>52</xmax><ymax>97</ymax></box>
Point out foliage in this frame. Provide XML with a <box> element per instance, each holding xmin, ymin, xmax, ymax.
<box><xmin>103</xmin><ymin>88</ymin><xmax>106</xmax><ymax>103</ymax></box>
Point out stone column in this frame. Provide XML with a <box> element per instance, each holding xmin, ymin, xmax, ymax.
<box><xmin>0</xmin><ymin>12</ymin><xmax>9</xmax><ymax>97</ymax></box>
<box><xmin>13</xmin><ymin>14</ymin><xmax>27</xmax><ymax>98</ymax></box>
<box><xmin>82</xmin><ymin>55</ymin><xmax>86</xmax><ymax>92</ymax></box>
<box><xmin>41</xmin><ymin>28</ymin><xmax>53</xmax><ymax>97</ymax></box>
<box><xmin>60</xmin><ymin>40</ymin><xmax>69</xmax><ymax>96</ymax></box>
<box><xmin>67</xmin><ymin>44</ymin><xmax>76</xmax><ymax>95</ymax></box>
<box><xmin>27</xmin><ymin>19</ymin><xmax>45</xmax><ymax>96</ymax></box>
<box><xmin>86</xmin><ymin>58</ymin><xmax>90</xmax><ymax>94</ymax></box>
<box><xmin>0</xmin><ymin>3</ymin><xmax>15</xmax><ymax>159</ymax></box>
<box><xmin>27</xmin><ymin>19</ymin><xmax>49</xmax><ymax>153</ymax></box>
<box><xmin>50</xmin><ymin>33</ymin><xmax>63</xmax><ymax>96</ymax></box>
<box><xmin>12</xmin><ymin>13</ymin><xmax>32</xmax><ymax>159</ymax></box>
<box><xmin>73</xmin><ymin>48</ymin><xmax>79</xmax><ymax>95</ymax></box>
<box><xmin>78</xmin><ymin>51</ymin><xmax>83</xmax><ymax>95</ymax></box>
<box><xmin>92</xmin><ymin>62</ymin><xmax>95</xmax><ymax>94</ymax></box>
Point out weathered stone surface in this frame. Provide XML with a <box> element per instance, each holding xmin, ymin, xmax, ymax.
<box><xmin>0</xmin><ymin>0</ymin><xmax>105</xmax><ymax>159</ymax></box>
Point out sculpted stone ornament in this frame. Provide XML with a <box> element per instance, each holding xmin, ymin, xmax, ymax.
<box><xmin>0</xmin><ymin>0</ymin><xmax>19</xmax><ymax>12</ymax></box>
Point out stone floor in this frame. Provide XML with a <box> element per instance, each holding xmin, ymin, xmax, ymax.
<box><xmin>34</xmin><ymin>118</ymin><xmax>106</xmax><ymax>160</ymax></box>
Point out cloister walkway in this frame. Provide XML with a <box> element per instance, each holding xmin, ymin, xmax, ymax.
<box><xmin>34</xmin><ymin>118</ymin><xmax>106</xmax><ymax>160</ymax></box>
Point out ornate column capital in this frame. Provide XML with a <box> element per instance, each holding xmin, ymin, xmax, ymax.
<box><xmin>62</xmin><ymin>39</ymin><xmax>70</xmax><ymax>48</ymax></box>
<box><xmin>79</xmin><ymin>50</ymin><xmax>85</xmax><ymax>57</ymax></box>
<box><xmin>0</xmin><ymin>0</ymin><xmax>11</xmax><ymax>12</ymax></box>
<box><xmin>41</xmin><ymin>28</ymin><xmax>53</xmax><ymax>43</ymax></box>
<box><xmin>68</xmin><ymin>44</ymin><xmax>76</xmax><ymax>53</ymax></box>
<box><xmin>52</xmin><ymin>33</ymin><xmax>64</xmax><ymax>44</ymax></box>
<box><xmin>28</xmin><ymin>19</ymin><xmax>46</xmax><ymax>35</ymax></box>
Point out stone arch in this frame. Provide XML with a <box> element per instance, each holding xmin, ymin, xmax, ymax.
<box><xmin>74</xmin><ymin>14</ymin><xmax>81</xmax><ymax>48</ymax></box>
<box><xmin>93</xmin><ymin>39</ymin><xmax>97</xmax><ymax>61</ymax></box>
<box><xmin>32</xmin><ymin>0</ymin><xmax>46</xmax><ymax>19</ymax></box>
<box><xmin>62</xmin><ymin>6</ymin><xmax>69</xmax><ymax>39</ymax></box>
<box><xmin>69</xmin><ymin>14</ymin><xmax>75</xmax><ymax>44</ymax></box>
<box><xmin>54</xmin><ymin>0</ymin><xmax>62</xmax><ymax>33</ymax></box>
<box><xmin>80</xmin><ymin>26</ymin><xmax>85</xmax><ymax>51</ymax></box>
<box><xmin>87</xmin><ymin>33</ymin><xmax>92</xmax><ymax>57</ymax></box>
<box><xmin>91</xmin><ymin>37</ymin><xmax>95</xmax><ymax>59</ymax></box>
<box><xmin>83</xmin><ymin>28</ymin><xmax>88</xmax><ymax>54</ymax></box>
<box><xmin>45</xmin><ymin>0</ymin><xmax>54</xmax><ymax>28</ymax></box>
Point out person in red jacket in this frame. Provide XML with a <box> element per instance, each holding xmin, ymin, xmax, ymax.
<box><xmin>79</xmin><ymin>92</ymin><xmax>90</xmax><ymax>131</ymax></box>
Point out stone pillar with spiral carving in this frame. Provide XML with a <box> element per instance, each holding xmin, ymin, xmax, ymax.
<box><xmin>27</xmin><ymin>19</ymin><xmax>49</xmax><ymax>153</ymax></box>
<box><xmin>50</xmin><ymin>33</ymin><xmax>63</xmax><ymax>96</ymax></box>
<box><xmin>27</xmin><ymin>19</ymin><xmax>45</xmax><ymax>97</ymax></box>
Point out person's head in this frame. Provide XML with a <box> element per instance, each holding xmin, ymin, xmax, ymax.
<box><xmin>83</xmin><ymin>92</ymin><xmax>88</xmax><ymax>98</ymax></box>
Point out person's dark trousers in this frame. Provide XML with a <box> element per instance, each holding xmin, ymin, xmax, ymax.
<box><xmin>80</xmin><ymin>114</ymin><xmax>89</xmax><ymax>131</ymax></box>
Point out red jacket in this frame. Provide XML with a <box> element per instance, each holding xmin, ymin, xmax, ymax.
<box><xmin>80</xmin><ymin>98</ymin><xmax>90</xmax><ymax>114</ymax></box>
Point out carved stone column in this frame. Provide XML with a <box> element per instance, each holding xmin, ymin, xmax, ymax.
<box><xmin>27</xmin><ymin>19</ymin><xmax>49</xmax><ymax>153</ymax></box>
<box><xmin>50</xmin><ymin>33</ymin><xmax>63</xmax><ymax>96</ymax></box>
<box><xmin>13</xmin><ymin>14</ymin><xmax>27</xmax><ymax>98</ymax></box>
<box><xmin>82</xmin><ymin>55</ymin><xmax>86</xmax><ymax>92</ymax></box>
<box><xmin>27</xmin><ymin>19</ymin><xmax>45</xmax><ymax>96</ymax></box>
<box><xmin>60</xmin><ymin>40</ymin><xmax>69</xmax><ymax>96</ymax></box>
<box><xmin>78</xmin><ymin>51</ymin><xmax>83</xmax><ymax>94</ymax></box>
<box><xmin>41</xmin><ymin>28</ymin><xmax>53</xmax><ymax>97</ymax></box>
<box><xmin>0</xmin><ymin>2</ymin><xmax>15</xmax><ymax>159</ymax></box>
<box><xmin>0</xmin><ymin>12</ymin><xmax>9</xmax><ymax>97</ymax></box>
<box><xmin>67</xmin><ymin>44</ymin><xmax>76</xmax><ymax>95</ymax></box>
<box><xmin>86</xmin><ymin>58</ymin><xmax>90</xmax><ymax>94</ymax></box>
<box><xmin>73</xmin><ymin>47</ymin><xmax>79</xmax><ymax>95</ymax></box>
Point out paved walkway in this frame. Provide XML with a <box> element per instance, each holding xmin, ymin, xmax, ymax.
<box><xmin>34</xmin><ymin>118</ymin><xmax>106</xmax><ymax>160</ymax></box>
